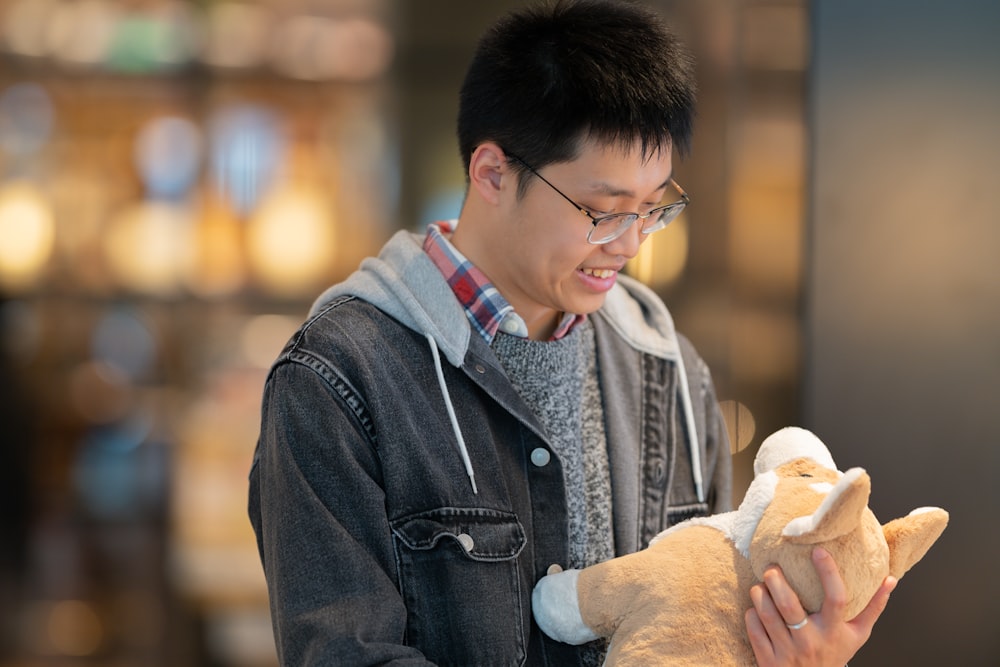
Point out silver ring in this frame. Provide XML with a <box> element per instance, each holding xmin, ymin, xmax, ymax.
<box><xmin>786</xmin><ymin>617</ymin><xmax>809</xmax><ymax>630</ymax></box>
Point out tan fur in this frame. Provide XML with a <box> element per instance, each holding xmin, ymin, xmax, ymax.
<box><xmin>579</xmin><ymin>526</ymin><xmax>757</xmax><ymax>665</ymax></box>
<box><xmin>533</xmin><ymin>428</ymin><xmax>950</xmax><ymax>666</ymax></box>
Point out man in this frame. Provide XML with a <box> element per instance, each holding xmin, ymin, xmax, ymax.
<box><xmin>248</xmin><ymin>1</ymin><xmax>894</xmax><ymax>664</ymax></box>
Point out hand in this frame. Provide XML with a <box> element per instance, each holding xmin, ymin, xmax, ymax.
<box><xmin>744</xmin><ymin>547</ymin><xmax>897</xmax><ymax>667</ymax></box>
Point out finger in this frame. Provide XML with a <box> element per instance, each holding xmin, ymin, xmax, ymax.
<box><xmin>751</xmin><ymin>578</ymin><xmax>781</xmax><ymax>629</ymax></box>
<box><xmin>761</xmin><ymin>565</ymin><xmax>809</xmax><ymax>629</ymax></box>
<box><xmin>813</xmin><ymin>547</ymin><xmax>848</xmax><ymax>622</ymax></box>
<box><xmin>745</xmin><ymin>606</ymin><xmax>777</xmax><ymax>666</ymax></box>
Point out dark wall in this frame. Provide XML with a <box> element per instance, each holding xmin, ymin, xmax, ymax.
<box><xmin>806</xmin><ymin>1</ymin><xmax>1000</xmax><ymax>664</ymax></box>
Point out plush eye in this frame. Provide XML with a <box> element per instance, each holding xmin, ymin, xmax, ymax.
<box><xmin>800</xmin><ymin>473</ymin><xmax>813</xmax><ymax>478</ymax></box>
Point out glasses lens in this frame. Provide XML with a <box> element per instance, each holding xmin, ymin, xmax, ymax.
<box><xmin>641</xmin><ymin>203</ymin><xmax>685</xmax><ymax>234</ymax></box>
<box><xmin>588</xmin><ymin>214</ymin><xmax>637</xmax><ymax>244</ymax></box>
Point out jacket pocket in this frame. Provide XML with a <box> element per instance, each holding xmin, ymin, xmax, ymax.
<box><xmin>392</xmin><ymin>507</ymin><xmax>527</xmax><ymax>667</ymax></box>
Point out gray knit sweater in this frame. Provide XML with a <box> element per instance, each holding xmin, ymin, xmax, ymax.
<box><xmin>492</xmin><ymin>321</ymin><xmax>615</xmax><ymax>570</ymax></box>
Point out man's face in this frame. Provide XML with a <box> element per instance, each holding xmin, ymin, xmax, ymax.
<box><xmin>488</xmin><ymin>139</ymin><xmax>675</xmax><ymax>337</ymax></box>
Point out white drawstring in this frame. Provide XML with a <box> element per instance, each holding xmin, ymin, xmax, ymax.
<box><xmin>674</xmin><ymin>350</ymin><xmax>705</xmax><ymax>503</ymax></box>
<box><xmin>425</xmin><ymin>333</ymin><xmax>478</xmax><ymax>494</ymax></box>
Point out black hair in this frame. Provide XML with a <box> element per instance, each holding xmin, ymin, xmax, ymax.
<box><xmin>457</xmin><ymin>0</ymin><xmax>696</xmax><ymax>191</ymax></box>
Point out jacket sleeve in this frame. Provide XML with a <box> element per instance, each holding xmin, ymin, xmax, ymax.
<box><xmin>248</xmin><ymin>360</ymin><xmax>436</xmax><ymax>666</ymax></box>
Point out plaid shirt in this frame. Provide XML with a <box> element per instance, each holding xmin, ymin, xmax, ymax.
<box><xmin>423</xmin><ymin>221</ymin><xmax>583</xmax><ymax>343</ymax></box>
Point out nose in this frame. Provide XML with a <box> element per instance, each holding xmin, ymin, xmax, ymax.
<box><xmin>600</xmin><ymin>220</ymin><xmax>645</xmax><ymax>259</ymax></box>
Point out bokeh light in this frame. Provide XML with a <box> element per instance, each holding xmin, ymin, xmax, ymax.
<box><xmin>209</xmin><ymin>105</ymin><xmax>283</xmax><ymax>218</ymax></box>
<box><xmin>269</xmin><ymin>16</ymin><xmax>393</xmax><ymax>82</ymax></box>
<box><xmin>245</xmin><ymin>184</ymin><xmax>336</xmax><ymax>296</ymax></box>
<box><xmin>0</xmin><ymin>180</ymin><xmax>56</xmax><ymax>290</ymax></box>
<box><xmin>199</xmin><ymin>2</ymin><xmax>270</xmax><ymax>70</ymax></box>
<box><xmin>103</xmin><ymin>201</ymin><xmax>192</xmax><ymax>295</ymax></box>
<box><xmin>73</xmin><ymin>414</ymin><xmax>162</xmax><ymax>519</ymax></box>
<box><xmin>626</xmin><ymin>213</ymin><xmax>689</xmax><ymax>288</ymax></box>
<box><xmin>134</xmin><ymin>115</ymin><xmax>203</xmax><ymax>200</ymax></box>
<box><xmin>45</xmin><ymin>0</ymin><xmax>118</xmax><ymax>67</ymax></box>
<box><xmin>103</xmin><ymin>2</ymin><xmax>197</xmax><ymax>72</ymax></box>
<box><xmin>91</xmin><ymin>307</ymin><xmax>157</xmax><ymax>380</ymax></box>
<box><xmin>45</xmin><ymin>599</ymin><xmax>104</xmax><ymax>656</ymax></box>
<box><xmin>1</xmin><ymin>0</ymin><xmax>56</xmax><ymax>58</ymax></box>
<box><xmin>0</xmin><ymin>82</ymin><xmax>55</xmax><ymax>158</ymax></box>
<box><xmin>181</xmin><ymin>196</ymin><xmax>246</xmax><ymax>297</ymax></box>
<box><xmin>719</xmin><ymin>400</ymin><xmax>757</xmax><ymax>454</ymax></box>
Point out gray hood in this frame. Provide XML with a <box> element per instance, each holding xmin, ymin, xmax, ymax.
<box><xmin>310</xmin><ymin>230</ymin><xmax>472</xmax><ymax>367</ymax></box>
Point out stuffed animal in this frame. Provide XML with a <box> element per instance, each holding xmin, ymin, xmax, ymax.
<box><xmin>531</xmin><ymin>426</ymin><xmax>949</xmax><ymax>666</ymax></box>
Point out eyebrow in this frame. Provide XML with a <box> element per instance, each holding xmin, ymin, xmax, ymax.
<box><xmin>585</xmin><ymin>175</ymin><xmax>674</xmax><ymax>200</ymax></box>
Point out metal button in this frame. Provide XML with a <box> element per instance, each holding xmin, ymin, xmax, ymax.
<box><xmin>530</xmin><ymin>448</ymin><xmax>551</xmax><ymax>467</ymax></box>
<box><xmin>457</xmin><ymin>533</ymin><xmax>475</xmax><ymax>552</ymax></box>
<box><xmin>474</xmin><ymin>364</ymin><xmax>486</xmax><ymax>374</ymax></box>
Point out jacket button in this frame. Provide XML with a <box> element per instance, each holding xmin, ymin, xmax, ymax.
<box><xmin>457</xmin><ymin>533</ymin><xmax>475</xmax><ymax>552</ymax></box>
<box><xmin>474</xmin><ymin>364</ymin><xmax>486</xmax><ymax>374</ymax></box>
<box><xmin>530</xmin><ymin>448</ymin><xmax>551</xmax><ymax>467</ymax></box>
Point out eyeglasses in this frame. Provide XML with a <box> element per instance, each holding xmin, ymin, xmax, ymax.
<box><xmin>506</xmin><ymin>153</ymin><xmax>689</xmax><ymax>245</ymax></box>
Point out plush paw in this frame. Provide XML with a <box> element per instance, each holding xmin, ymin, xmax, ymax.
<box><xmin>531</xmin><ymin>568</ymin><xmax>600</xmax><ymax>645</ymax></box>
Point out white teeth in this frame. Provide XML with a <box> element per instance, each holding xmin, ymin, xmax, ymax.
<box><xmin>582</xmin><ymin>268</ymin><xmax>616</xmax><ymax>279</ymax></box>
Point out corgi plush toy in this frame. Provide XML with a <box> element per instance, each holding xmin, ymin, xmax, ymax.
<box><xmin>531</xmin><ymin>426</ymin><xmax>949</xmax><ymax>666</ymax></box>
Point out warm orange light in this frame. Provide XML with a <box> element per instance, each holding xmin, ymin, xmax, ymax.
<box><xmin>0</xmin><ymin>180</ymin><xmax>56</xmax><ymax>290</ymax></box>
<box><xmin>46</xmin><ymin>599</ymin><xmax>104</xmax><ymax>656</ymax></box>
<box><xmin>103</xmin><ymin>201</ymin><xmax>191</xmax><ymax>295</ymax></box>
<box><xmin>182</xmin><ymin>195</ymin><xmax>246</xmax><ymax>297</ymax></box>
<box><xmin>626</xmin><ymin>214</ymin><xmax>689</xmax><ymax>288</ymax></box>
<box><xmin>245</xmin><ymin>185</ymin><xmax>336</xmax><ymax>296</ymax></box>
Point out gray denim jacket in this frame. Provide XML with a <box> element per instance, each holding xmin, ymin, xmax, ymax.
<box><xmin>248</xmin><ymin>230</ymin><xmax>732</xmax><ymax>666</ymax></box>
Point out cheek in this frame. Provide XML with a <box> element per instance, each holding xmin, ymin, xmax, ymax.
<box><xmin>518</xmin><ymin>227</ymin><xmax>589</xmax><ymax>273</ymax></box>
<box><xmin>510</xmin><ymin>201</ymin><xmax>595</xmax><ymax>275</ymax></box>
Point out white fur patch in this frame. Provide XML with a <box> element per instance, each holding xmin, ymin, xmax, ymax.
<box><xmin>649</xmin><ymin>511</ymin><xmax>737</xmax><ymax>547</ymax></box>
<box><xmin>532</xmin><ymin>569</ymin><xmax>600</xmax><ymax>645</ymax></box>
<box><xmin>754</xmin><ymin>427</ymin><xmax>837</xmax><ymax>476</ymax></box>
<box><xmin>731</xmin><ymin>470</ymin><xmax>779</xmax><ymax>557</ymax></box>
<box><xmin>782</xmin><ymin>514</ymin><xmax>816</xmax><ymax>537</ymax></box>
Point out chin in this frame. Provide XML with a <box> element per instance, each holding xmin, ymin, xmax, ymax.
<box><xmin>569</xmin><ymin>296</ymin><xmax>608</xmax><ymax>316</ymax></box>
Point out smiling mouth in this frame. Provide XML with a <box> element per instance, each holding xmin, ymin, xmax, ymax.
<box><xmin>581</xmin><ymin>268</ymin><xmax>617</xmax><ymax>279</ymax></box>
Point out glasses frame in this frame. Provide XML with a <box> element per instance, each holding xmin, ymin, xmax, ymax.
<box><xmin>506</xmin><ymin>152</ymin><xmax>689</xmax><ymax>245</ymax></box>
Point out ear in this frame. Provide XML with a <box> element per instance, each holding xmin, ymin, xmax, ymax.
<box><xmin>468</xmin><ymin>142</ymin><xmax>508</xmax><ymax>206</ymax></box>
<box><xmin>883</xmin><ymin>507</ymin><xmax>949</xmax><ymax>579</ymax></box>
<box><xmin>781</xmin><ymin>468</ymin><xmax>871</xmax><ymax>543</ymax></box>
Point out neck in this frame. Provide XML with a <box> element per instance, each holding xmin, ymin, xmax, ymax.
<box><xmin>524</xmin><ymin>311</ymin><xmax>561</xmax><ymax>341</ymax></box>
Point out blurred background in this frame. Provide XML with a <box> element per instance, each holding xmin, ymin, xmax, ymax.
<box><xmin>0</xmin><ymin>0</ymin><xmax>995</xmax><ymax>665</ymax></box>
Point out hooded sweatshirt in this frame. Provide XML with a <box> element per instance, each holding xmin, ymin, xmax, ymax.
<box><xmin>249</xmin><ymin>229</ymin><xmax>732</xmax><ymax>667</ymax></box>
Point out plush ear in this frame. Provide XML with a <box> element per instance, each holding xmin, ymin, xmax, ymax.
<box><xmin>883</xmin><ymin>508</ymin><xmax>949</xmax><ymax>579</ymax></box>
<box><xmin>781</xmin><ymin>468</ymin><xmax>871</xmax><ymax>543</ymax></box>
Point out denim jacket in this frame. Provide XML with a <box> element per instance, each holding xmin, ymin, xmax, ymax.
<box><xmin>248</xmin><ymin>230</ymin><xmax>732</xmax><ymax>666</ymax></box>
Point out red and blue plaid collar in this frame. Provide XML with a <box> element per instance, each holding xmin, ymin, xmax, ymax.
<box><xmin>423</xmin><ymin>221</ymin><xmax>583</xmax><ymax>343</ymax></box>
